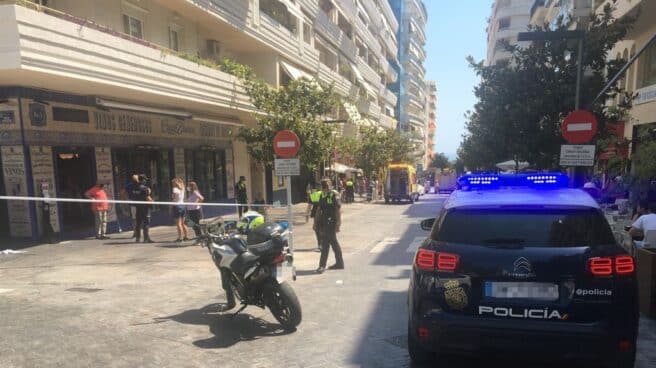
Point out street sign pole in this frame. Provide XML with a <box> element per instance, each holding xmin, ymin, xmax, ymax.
<box><xmin>286</xmin><ymin>175</ymin><xmax>293</xmax><ymax>254</ymax></box>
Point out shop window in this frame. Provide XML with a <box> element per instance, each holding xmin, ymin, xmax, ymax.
<box><xmin>123</xmin><ymin>14</ymin><xmax>144</xmax><ymax>39</ymax></box>
<box><xmin>52</xmin><ymin>107</ymin><xmax>89</xmax><ymax>123</ymax></box>
<box><xmin>641</xmin><ymin>42</ymin><xmax>656</xmax><ymax>88</ymax></box>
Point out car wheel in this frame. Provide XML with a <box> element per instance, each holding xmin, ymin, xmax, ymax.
<box><xmin>407</xmin><ymin>324</ymin><xmax>434</xmax><ymax>365</ymax></box>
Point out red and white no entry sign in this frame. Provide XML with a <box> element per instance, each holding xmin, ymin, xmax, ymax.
<box><xmin>273</xmin><ymin>130</ymin><xmax>301</xmax><ymax>158</ymax></box>
<box><xmin>561</xmin><ymin>110</ymin><xmax>598</xmax><ymax>144</ymax></box>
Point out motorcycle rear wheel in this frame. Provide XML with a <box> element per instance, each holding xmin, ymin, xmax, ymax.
<box><xmin>264</xmin><ymin>280</ymin><xmax>302</xmax><ymax>331</ymax></box>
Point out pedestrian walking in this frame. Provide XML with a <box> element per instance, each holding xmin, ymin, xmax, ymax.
<box><xmin>125</xmin><ymin>174</ymin><xmax>140</xmax><ymax>238</ymax></box>
<box><xmin>235</xmin><ymin>176</ymin><xmax>248</xmax><ymax>218</ymax></box>
<box><xmin>186</xmin><ymin>181</ymin><xmax>204</xmax><ymax>244</ymax></box>
<box><xmin>345</xmin><ymin>178</ymin><xmax>354</xmax><ymax>203</ymax></box>
<box><xmin>131</xmin><ymin>174</ymin><xmax>154</xmax><ymax>243</ymax></box>
<box><xmin>85</xmin><ymin>182</ymin><xmax>109</xmax><ymax>240</ymax></box>
<box><xmin>315</xmin><ymin>178</ymin><xmax>344</xmax><ymax>273</ymax></box>
<box><xmin>172</xmin><ymin>177</ymin><xmax>189</xmax><ymax>242</ymax></box>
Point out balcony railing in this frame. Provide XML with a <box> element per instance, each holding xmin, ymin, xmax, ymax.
<box><xmin>315</xmin><ymin>10</ymin><xmax>358</xmax><ymax>62</ymax></box>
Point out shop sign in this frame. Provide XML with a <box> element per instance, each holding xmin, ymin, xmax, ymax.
<box><xmin>93</xmin><ymin>111</ymin><xmax>153</xmax><ymax>133</ymax></box>
<box><xmin>29</xmin><ymin>146</ymin><xmax>60</xmax><ymax>233</ymax></box>
<box><xmin>635</xmin><ymin>84</ymin><xmax>656</xmax><ymax>105</ymax></box>
<box><xmin>0</xmin><ymin>110</ymin><xmax>14</xmax><ymax>124</ymax></box>
<box><xmin>29</xmin><ymin>103</ymin><xmax>47</xmax><ymax>126</ymax></box>
<box><xmin>1</xmin><ymin>145</ymin><xmax>31</xmax><ymax>237</ymax></box>
<box><xmin>95</xmin><ymin>147</ymin><xmax>117</xmax><ymax>222</ymax></box>
<box><xmin>161</xmin><ymin>119</ymin><xmax>194</xmax><ymax>136</ymax></box>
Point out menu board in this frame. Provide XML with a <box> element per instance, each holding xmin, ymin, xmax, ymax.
<box><xmin>94</xmin><ymin>147</ymin><xmax>117</xmax><ymax>222</ymax></box>
<box><xmin>1</xmin><ymin>145</ymin><xmax>31</xmax><ymax>237</ymax></box>
<box><xmin>225</xmin><ymin>147</ymin><xmax>235</xmax><ymax>199</ymax></box>
<box><xmin>29</xmin><ymin>146</ymin><xmax>60</xmax><ymax>233</ymax></box>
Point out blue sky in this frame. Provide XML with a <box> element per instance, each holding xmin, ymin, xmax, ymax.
<box><xmin>424</xmin><ymin>1</ymin><xmax>493</xmax><ymax>159</ymax></box>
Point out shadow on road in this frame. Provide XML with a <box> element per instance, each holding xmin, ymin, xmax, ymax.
<box><xmin>155</xmin><ymin>303</ymin><xmax>292</xmax><ymax>349</ymax></box>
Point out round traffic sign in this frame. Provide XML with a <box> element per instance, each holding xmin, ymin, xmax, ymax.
<box><xmin>273</xmin><ymin>130</ymin><xmax>301</xmax><ymax>158</ymax></box>
<box><xmin>561</xmin><ymin>110</ymin><xmax>598</xmax><ymax>144</ymax></box>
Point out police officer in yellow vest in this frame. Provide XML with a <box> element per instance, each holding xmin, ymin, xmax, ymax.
<box><xmin>309</xmin><ymin>186</ymin><xmax>323</xmax><ymax>251</ymax></box>
<box><xmin>314</xmin><ymin>178</ymin><xmax>344</xmax><ymax>273</ymax></box>
<box><xmin>345</xmin><ymin>178</ymin><xmax>354</xmax><ymax>203</ymax></box>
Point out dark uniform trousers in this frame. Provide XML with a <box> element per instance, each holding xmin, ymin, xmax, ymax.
<box><xmin>135</xmin><ymin>205</ymin><xmax>151</xmax><ymax>241</ymax></box>
<box><xmin>319</xmin><ymin>221</ymin><xmax>343</xmax><ymax>268</ymax></box>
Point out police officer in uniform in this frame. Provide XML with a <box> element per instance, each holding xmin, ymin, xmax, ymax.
<box><xmin>235</xmin><ymin>176</ymin><xmax>248</xmax><ymax>218</ymax></box>
<box><xmin>309</xmin><ymin>185</ymin><xmax>323</xmax><ymax>251</ymax></box>
<box><xmin>315</xmin><ymin>178</ymin><xmax>344</xmax><ymax>273</ymax></box>
<box><xmin>132</xmin><ymin>175</ymin><xmax>154</xmax><ymax>243</ymax></box>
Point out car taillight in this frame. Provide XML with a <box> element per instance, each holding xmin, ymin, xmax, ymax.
<box><xmin>588</xmin><ymin>256</ymin><xmax>634</xmax><ymax>276</ymax></box>
<box><xmin>415</xmin><ymin>249</ymin><xmax>435</xmax><ymax>271</ymax></box>
<box><xmin>588</xmin><ymin>257</ymin><xmax>613</xmax><ymax>276</ymax></box>
<box><xmin>415</xmin><ymin>249</ymin><xmax>459</xmax><ymax>272</ymax></box>
<box><xmin>615</xmin><ymin>255</ymin><xmax>635</xmax><ymax>275</ymax></box>
<box><xmin>437</xmin><ymin>253</ymin><xmax>459</xmax><ymax>271</ymax></box>
<box><xmin>271</xmin><ymin>253</ymin><xmax>286</xmax><ymax>265</ymax></box>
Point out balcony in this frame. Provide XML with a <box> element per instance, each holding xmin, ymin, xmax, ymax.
<box><xmin>379</xmin><ymin>114</ymin><xmax>397</xmax><ymax>130</ymax></box>
<box><xmin>315</xmin><ymin>10</ymin><xmax>358</xmax><ymax>62</ymax></box>
<box><xmin>317</xmin><ymin>63</ymin><xmax>355</xmax><ymax>98</ymax></box>
<box><xmin>357</xmin><ymin>58</ymin><xmax>381</xmax><ymax>86</ymax></box>
<box><xmin>384</xmin><ymin>60</ymin><xmax>399</xmax><ymax>82</ymax></box>
<box><xmin>0</xmin><ymin>3</ymin><xmax>254</xmax><ymax>113</ymax></box>
<box><xmin>358</xmin><ymin>99</ymin><xmax>382</xmax><ymax>119</ymax></box>
<box><xmin>380</xmin><ymin>86</ymin><xmax>398</xmax><ymax>106</ymax></box>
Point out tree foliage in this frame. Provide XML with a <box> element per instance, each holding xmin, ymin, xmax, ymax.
<box><xmin>458</xmin><ymin>4</ymin><xmax>636</xmax><ymax>171</ymax></box>
<box><xmin>335</xmin><ymin>126</ymin><xmax>415</xmax><ymax>177</ymax></box>
<box><xmin>430</xmin><ymin>152</ymin><xmax>451</xmax><ymax>169</ymax></box>
<box><xmin>237</xmin><ymin>73</ymin><xmax>340</xmax><ymax>171</ymax></box>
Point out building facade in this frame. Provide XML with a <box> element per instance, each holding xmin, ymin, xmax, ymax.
<box><xmin>486</xmin><ymin>0</ymin><xmax>533</xmax><ymax>66</ymax></box>
<box><xmin>388</xmin><ymin>0</ymin><xmax>428</xmax><ymax>165</ymax></box>
<box><xmin>529</xmin><ymin>0</ymin><xmax>655</xmax><ymax>162</ymax></box>
<box><xmin>424</xmin><ymin>81</ymin><xmax>437</xmax><ymax>169</ymax></box>
<box><xmin>0</xmin><ymin>0</ymin><xmax>400</xmax><ymax>240</ymax></box>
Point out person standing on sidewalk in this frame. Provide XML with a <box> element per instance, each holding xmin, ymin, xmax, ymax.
<box><xmin>171</xmin><ymin>177</ymin><xmax>189</xmax><ymax>243</ymax></box>
<box><xmin>309</xmin><ymin>184</ymin><xmax>323</xmax><ymax>251</ymax></box>
<box><xmin>85</xmin><ymin>182</ymin><xmax>110</xmax><ymax>240</ymax></box>
<box><xmin>235</xmin><ymin>176</ymin><xmax>248</xmax><ymax>218</ymax></box>
<box><xmin>345</xmin><ymin>178</ymin><xmax>354</xmax><ymax>203</ymax></box>
<box><xmin>132</xmin><ymin>175</ymin><xmax>154</xmax><ymax>243</ymax></box>
<box><xmin>315</xmin><ymin>178</ymin><xmax>344</xmax><ymax>273</ymax></box>
<box><xmin>125</xmin><ymin>174</ymin><xmax>140</xmax><ymax>238</ymax></box>
<box><xmin>186</xmin><ymin>181</ymin><xmax>204</xmax><ymax>244</ymax></box>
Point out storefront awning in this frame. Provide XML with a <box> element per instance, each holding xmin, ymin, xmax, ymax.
<box><xmin>325</xmin><ymin>162</ymin><xmax>362</xmax><ymax>174</ymax></box>
<box><xmin>280</xmin><ymin>60</ymin><xmax>314</xmax><ymax>81</ymax></box>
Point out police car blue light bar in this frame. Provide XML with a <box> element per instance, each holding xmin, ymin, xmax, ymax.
<box><xmin>458</xmin><ymin>173</ymin><xmax>568</xmax><ymax>190</ymax></box>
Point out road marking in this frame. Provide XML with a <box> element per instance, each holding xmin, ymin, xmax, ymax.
<box><xmin>0</xmin><ymin>289</ymin><xmax>14</xmax><ymax>294</ymax></box>
<box><xmin>406</xmin><ymin>236</ymin><xmax>425</xmax><ymax>253</ymax></box>
<box><xmin>370</xmin><ymin>237</ymin><xmax>401</xmax><ymax>253</ymax></box>
<box><xmin>59</xmin><ymin>241</ymin><xmax>71</xmax><ymax>245</ymax></box>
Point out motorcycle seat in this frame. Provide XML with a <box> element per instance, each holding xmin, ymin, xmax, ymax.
<box><xmin>247</xmin><ymin>239</ymin><xmax>281</xmax><ymax>256</ymax></box>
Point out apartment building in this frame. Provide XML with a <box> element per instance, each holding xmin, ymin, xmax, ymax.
<box><xmin>388</xmin><ymin>0</ymin><xmax>428</xmax><ymax>164</ymax></box>
<box><xmin>0</xmin><ymin>0</ymin><xmax>400</xmax><ymax>239</ymax></box>
<box><xmin>423</xmin><ymin>80</ymin><xmax>436</xmax><ymax>169</ymax></box>
<box><xmin>486</xmin><ymin>0</ymin><xmax>533</xmax><ymax>65</ymax></box>
<box><xmin>530</xmin><ymin>0</ymin><xmax>655</xmax><ymax>161</ymax></box>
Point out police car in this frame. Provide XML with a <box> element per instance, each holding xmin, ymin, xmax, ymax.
<box><xmin>408</xmin><ymin>173</ymin><xmax>638</xmax><ymax>367</ymax></box>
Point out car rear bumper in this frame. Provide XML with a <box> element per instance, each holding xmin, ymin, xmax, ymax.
<box><xmin>411</xmin><ymin>312</ymin><xmax>634</xmax><ymax>361</ymax></box>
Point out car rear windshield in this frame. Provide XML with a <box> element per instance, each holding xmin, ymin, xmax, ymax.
<box><xmin>431</xmin><ymin>208</ymin><xmax>615</xmax><ymax>247</ymax></box>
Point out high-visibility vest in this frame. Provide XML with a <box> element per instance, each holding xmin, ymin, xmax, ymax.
<box><xmin>310</xmin><ymin>190</ymin><xmax>322</xmax><ymax>203</ymax></box>
<box><xmin>346</xmin><ymin>180</ymin><xmax>353</xmax><ymax>187</ymax></box>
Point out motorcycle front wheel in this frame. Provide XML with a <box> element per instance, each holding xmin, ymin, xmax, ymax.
<box><xmin>264</xmin><ymin>279</ymin><xmax>302</xmax><ymax>331</ymax></box>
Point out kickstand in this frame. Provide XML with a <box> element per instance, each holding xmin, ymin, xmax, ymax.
<box><xmin>231</xmin><ymin>304</ymin><xmax>248</xmax><ymax>318</ymax></box>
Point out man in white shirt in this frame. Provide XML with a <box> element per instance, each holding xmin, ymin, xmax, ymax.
<box><xmin>629</xmin><ymin>202</ymin><xmax>656</xmax><ymax>240</ymax></box>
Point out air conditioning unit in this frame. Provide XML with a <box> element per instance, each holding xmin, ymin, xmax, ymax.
<box><xmin>204</xmin><ymin>39</ymin><xmax>221</xmax><ymax>61</ymax></box>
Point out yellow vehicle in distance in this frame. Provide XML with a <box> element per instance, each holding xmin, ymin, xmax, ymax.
<box><xmin>384</xmin><ymin>163</ymin><xmax>421</xmax><ymax>204</ymax></box>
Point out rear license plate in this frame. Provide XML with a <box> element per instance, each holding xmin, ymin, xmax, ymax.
<box><xmin>484</xmin><ymin>282</ymin><xmax>559</xmax><ymax>300</ymax></box>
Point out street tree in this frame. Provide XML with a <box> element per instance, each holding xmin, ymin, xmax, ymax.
<box><xmin>458</xmin><ymin>4</ymin><xmax>635</xmax><ymax>170</ymax></box>
<box><xmin>430</xmin><ymin>152</ymin><xmax>451</xmax><ymax>169</ymax></box>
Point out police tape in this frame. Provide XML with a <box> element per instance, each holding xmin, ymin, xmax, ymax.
<box><xmin>0</xmin><ymin>195</ymin><xmax>273</xmax><ymax>208</ymax></box>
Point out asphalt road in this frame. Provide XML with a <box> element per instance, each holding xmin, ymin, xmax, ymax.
<box><xmin>1</xmin><ymin>194</ymin><xmax>656</xmax><ymax>368</ymax></box>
